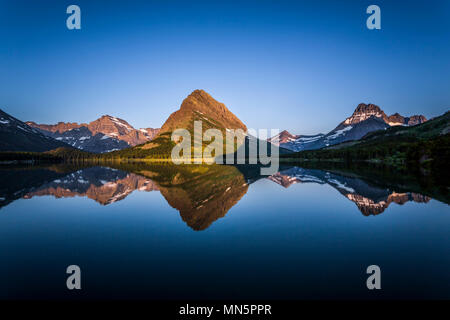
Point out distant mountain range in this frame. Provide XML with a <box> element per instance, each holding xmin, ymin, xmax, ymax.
<box><xmin>0</xmin><ymin>108</ymin><xmax>161</xmax><ymax>153</ymax></box>
<box><xmin>0</xmin><ymin>90</ymin><xmax>246</xmax><ymax>155</ymax></box>
<box><xmin>270</xmin><ymin>103</ymin><xmax>427</xmax><ymax>152</ymax></box>
<box><xmin>0</xmin><ymin>163</ymin><xmax>441</xmax><ymax>228</ymax></box>
<box><xmin>26</xmin><ymin>115</ymin><xmax>159</xmax><ymax>153</ymax></box>
<box><xmin>0</xmin><ymin>91</ymin><xmax>440</xmax><ymax>160</ymax></box>
<box><xmin>283</xmin><ymin>111</ymin><xmax>449</xmax><ymax>180</ymax></box>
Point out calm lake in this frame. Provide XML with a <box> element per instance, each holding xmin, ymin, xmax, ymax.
<box><xmin>0</xmin><ymin>163</ymin><xmax>449</xmax><ymax>299</ymax></box>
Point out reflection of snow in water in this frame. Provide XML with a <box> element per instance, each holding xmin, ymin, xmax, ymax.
<box><xmin>328</xmin><ymin>179</ymin><xmax>355</xmax><ymax>193</ymax></box>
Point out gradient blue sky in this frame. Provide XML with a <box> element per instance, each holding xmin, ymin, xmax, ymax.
<box><xmin>0</xmin><ymin>0</ymin><xmax>449</xmax><ymax>134</ymax></box>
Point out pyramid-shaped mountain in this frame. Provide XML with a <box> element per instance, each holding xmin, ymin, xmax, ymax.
<box><xmin>128</xmin><ymin>89</ymin><xmax>247</xmax><ymax>158</ymax></box>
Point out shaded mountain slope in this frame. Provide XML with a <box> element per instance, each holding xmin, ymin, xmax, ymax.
<box><xmin>0</xmin><ymin>109</ymin><xmax>71</xmax><ymax>152</ymax></box>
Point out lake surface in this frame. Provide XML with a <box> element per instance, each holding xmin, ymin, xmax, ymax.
<box><xmin>0</xmin><ymin>163</ymin><xmax>449</xmax><ymax>299</ymax></box>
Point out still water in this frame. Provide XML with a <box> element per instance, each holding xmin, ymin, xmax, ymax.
<box><xmin>0</xmin><ymin>163</ymin><xmax>449</xmax><ymax>299</ymax></box>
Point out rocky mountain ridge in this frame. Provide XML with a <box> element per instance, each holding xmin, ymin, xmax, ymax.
<box><xmin>26</xmin><ymin>115</ymin><xmax>160</xmax><ymax>153</ymax></box>
<box><xmin>341</xmin><ymin>103</ymin><xmax>426</xmax><ymax>127</ymax></box>
<box><xmin>274</xmin><ymin>103</ymin><xmax>427</xmax><ymax>152</ymax></box>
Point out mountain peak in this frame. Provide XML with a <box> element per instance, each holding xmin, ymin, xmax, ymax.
<box><xmin>159</xmin><ymin>90</ymin><xmax>247</xmax><ymax>134</ymax></box>
<box><xmin>343</xmin><ymin>103</ymin><xmax>388</xmax><ymax>126</ymax></box>
<box><xmin>405</xmin><ymin>114</ymin><xmax>427</xmax><ymax>126</ymax></box>
<box><xmin>190</xmin><ymin>89</ymin><xmax>209</xmax><ymax>97</ymax></box>
<box><xmin>354</xmin><ymin>103</ymin><xmax>383</xmax><ymax>114</ymax></box>
<box><xmin>343</xmin><ymin>103</ymin><xmax>427</xmax><ymax>127</ymax></box>
<box><xmin>97</xmin><ymin>114</ymin><xmax>127</xmax><ymax>123</ymax></box>
<box><xmin>26</xmin><ymin>114</ymin><xmax>160</xmax><ymax>151</ymax></box>
<box><xmin>180</xmin><ymin>90</ymin><xmax>225</xmax><ymax>112</ymax></box>
<box><xmin>180</xmin><ymin>89</ymin><xmax>214</xmax><ymax>107</ymax></box>
<box><xmin>268</xmin><ymin>130</ymin><xmax>299</xmax><ymax>144</ymax></box>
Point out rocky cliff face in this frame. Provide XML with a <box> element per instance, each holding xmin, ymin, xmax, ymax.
<box><xmin>343</xmin><ymin>103</ymin><xmax>388</xmax><ymax>126</ymax></box>
<box><xmin>26</xmin><ymin>115</ymin><xmax>160</xmax><ymax>153</ymax></box>
<box><xmin>25</xmin><ymin>121</ymin><xmax>83</xmax><ymax>133</ymax></box>
<box><xmin>386</xmin><ymin>113</ymin><xmax>427</xmax><ymax>126</ymax></box>
<box><xmin>405</xmin><ymin>115</ymin><xmax>427</xmax><ymax>126</ymax></box>
<box><xmin>138</xmin><ymin>128</ymin><xmax>160</xmax><ymax>141</ymax></box>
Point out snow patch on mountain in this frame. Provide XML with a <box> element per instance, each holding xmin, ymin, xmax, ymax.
<box><xmin>327</xmin><ymin>126</ymin><xmax>353</xmax><ymax>139</ymax></box>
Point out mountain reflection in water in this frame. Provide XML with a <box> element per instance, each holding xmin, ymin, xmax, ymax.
<box><xmin>0</xmin><ymin>163</ymin><xmax>446</xmax><ymax>230</ymax></box>
<box><xmin>269</xmin><ymin>167</ymin><xmax>431</xmax><ymax>216</ymax></box>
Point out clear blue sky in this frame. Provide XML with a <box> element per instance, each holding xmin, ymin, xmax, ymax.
<box><xmin>0</xmin><ymin>0</ymin><xmax>449</xmax><ymax>134</ymax></box>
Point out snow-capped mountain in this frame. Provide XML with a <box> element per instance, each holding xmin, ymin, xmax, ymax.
<box><xmin>268</xmin><ymin>130</ymin><xmax>325</xmax><ymax>147</ymax></box>
<box><xmin>267</xmin><ymin>130</ymin><xmax>299</xmax><ymax>145</ymax></box>
<box><xmin>0</xmin><ymin>109</ymin><xmax>71</xmax><ymax>152</ymax></box>
<box><xmin>26</xmin><ymin>115</ymin><xmax>160</xmax><ymax>153</ymax></box>
<box><xmin>268</xmin><ymin>131</ymin><xmax>324</xmax><ymax>151</ymax></box>
<box><xmin>49</xmin><ymin>126</ymin><xmax>129</xmax><ymax>153</ymax></box>
<box><xmin>305</xmin><ymin>115</ymin><xmax>390</xmax><ymax>150</ymax></box>
<box><xmin>272</xmin><ymin>103</ymin><xmax>427</xmax><ymax>152</ymax></box>
<box><xmin>343</xmin><ymin>104</ymin><xmax>427</xmax><ymax>126</ymax></box>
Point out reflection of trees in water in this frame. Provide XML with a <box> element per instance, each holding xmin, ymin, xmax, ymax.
<box><xmin>0</xmin><ymin>163</ymin><xmax>444</xmax><ymax>229</ymax></box>
<box><xmin>128</xmin><ymin>164</ymin><xmax>250</xmax><ymax>230</ymax></box>
<box><xmin>0</xmin><ymin>164</ymin><xmax>250</xmax><ymax>231</ymax></box>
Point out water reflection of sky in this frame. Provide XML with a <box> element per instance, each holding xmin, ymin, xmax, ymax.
<box><xmin>0</xmin><ymin>165</ymin><xmax>449</xmax><ymax>299</ymax></box>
